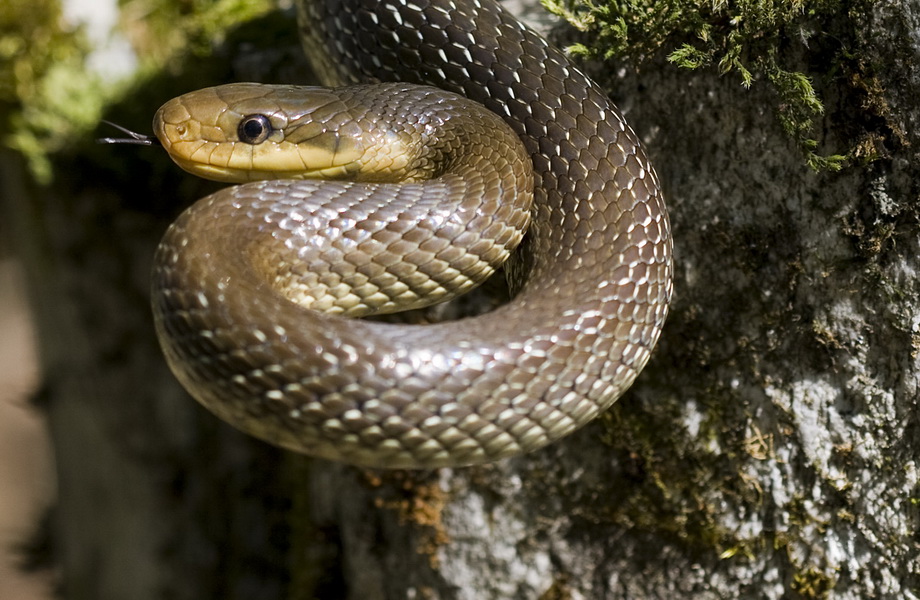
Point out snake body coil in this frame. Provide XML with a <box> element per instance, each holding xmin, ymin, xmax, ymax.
<box><xmin>152</xmin><ymin>0</ymin><xmax>672</xmax><ymax>468</ymax></box>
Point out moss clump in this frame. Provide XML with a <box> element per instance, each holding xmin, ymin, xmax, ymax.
<box><xmin>0</xmin><ymin>0</ymin><xmax>274</xmax><ymax>183</ymax></box>
<box><xmin>791</xmin><ymin>567</ymin><xmax>835</xmax><ymax>599</ymax></box>
<box><xmin>541</xmin><ymin>0</ymin><xmax>863</xmax><ymax>171</ymax></box>
<box><xmin>0</xmin><ymin>0</ymin><xmax>97</xmax><ymax>181</ymax></box>
<box><xmin>591</xmin><ymin>397</ymin><xmax>753</xmax><ymax>556</ymax></box>
<box><xmin>118</xmin><ymin>0</ymin><xmax>275</xmax><ymax>67</ymax></box>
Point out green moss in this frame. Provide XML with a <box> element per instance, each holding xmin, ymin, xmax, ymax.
<box><xmin>121</xmin><ymin>0</ymin><xmax>275</xmax><ymax>66</ymax></box>
<box><xmin>591</xmin><ymin>395</ymin><xmax>756</xmax><ymax>556</ymax></box>
<box><xmin>0</xmin><ymin>0</ymin><xmax>273</xmax><ymax>183</ymax></box>
<box><xmin>0</xmin><ymin>0</ymin><xmax>96</xmax><ymax>181</ymax></box>
<box><xmin>791</xmin><ymin>567</ymin><xmax>835</xmax><ymax>599</ymax></box>
<box><xmin>541</xmin><ymin>0</ymin><xmax>868</xmax><ymax>171</ymax></box>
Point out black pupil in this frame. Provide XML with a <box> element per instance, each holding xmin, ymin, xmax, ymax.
<box><xmin>240</xmin><ymin>116</ymin><xmax>270</xmax><ymax>143</ymax></box>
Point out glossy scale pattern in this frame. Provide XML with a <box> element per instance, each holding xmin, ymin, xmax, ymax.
<box><xmin>152</xmin><ymin>0</ymin><xmax>672</xmax><ymax>468</ymax></box>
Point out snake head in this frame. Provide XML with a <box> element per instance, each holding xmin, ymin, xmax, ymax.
<box><xmin>153</xmin><ymin>83</ymin><xmax>371</xmax><ymax>182</ymax></box>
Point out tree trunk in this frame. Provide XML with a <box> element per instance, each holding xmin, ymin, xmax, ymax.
<box><xmin>3</xmin><ymin>0</ymin><xmax>919</xmax><ymax>598</ymax></box>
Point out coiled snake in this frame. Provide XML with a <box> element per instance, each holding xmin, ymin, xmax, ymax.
<box><xmin>151</xmin><ymin>0</ymin><xmax>672</xmax><ymax>468</ymax></box>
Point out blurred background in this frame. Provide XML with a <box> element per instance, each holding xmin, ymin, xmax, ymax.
<box><xmin>0</xmin><ymin>259</ymin><xmax>53</xmax><ymax>600</ymax></box>
<box><xmin>0</xmin><ymin>0</ymin><xmax>296</xmax><ymax>597</ymax></box>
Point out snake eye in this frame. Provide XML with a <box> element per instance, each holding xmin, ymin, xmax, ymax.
<box><xmin>237</xmin><ymin>114</ymin><xmax>272</xmax><ymax>144</ymax></box>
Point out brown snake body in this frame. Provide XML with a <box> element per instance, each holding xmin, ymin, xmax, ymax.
<box><xmin>152</xmin><ymin>0</ymin><xmax>672</xmax><ymax>468</ymax></box>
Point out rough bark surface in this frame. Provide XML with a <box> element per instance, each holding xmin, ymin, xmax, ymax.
<box><xmin>3</xmin><ymin>1</ymin><xmax>919</xmax><ymax>599</ymax></box>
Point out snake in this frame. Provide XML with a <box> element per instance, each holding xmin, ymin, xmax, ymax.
<box><xmin>150</xmin><ymin>0</ymin><xmax>672</xmax><ymax>469</ymax></box>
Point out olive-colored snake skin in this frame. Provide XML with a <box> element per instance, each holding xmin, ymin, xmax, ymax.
<box><xmin>152</xmin><ymin>0</ymin><xmax>672</xmax><ymax>468</ymax></box>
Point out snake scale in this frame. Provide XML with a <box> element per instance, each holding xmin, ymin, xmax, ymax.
<box><xmin>151</xmin><ymin>0</ymin><xmax>672</xmax><ymax>468</ymax></box>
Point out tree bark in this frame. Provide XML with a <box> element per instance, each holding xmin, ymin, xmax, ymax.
<box><xmin>3</xmin><ymin>1</ymin><xmax>919</xmax><ymax>599</ymax></box>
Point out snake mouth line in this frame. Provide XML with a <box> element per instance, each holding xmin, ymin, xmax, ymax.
<box><xmin>166</xmin><ymin>154</ymin><xmax>363</xmax><ymax>183</ymax></box>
